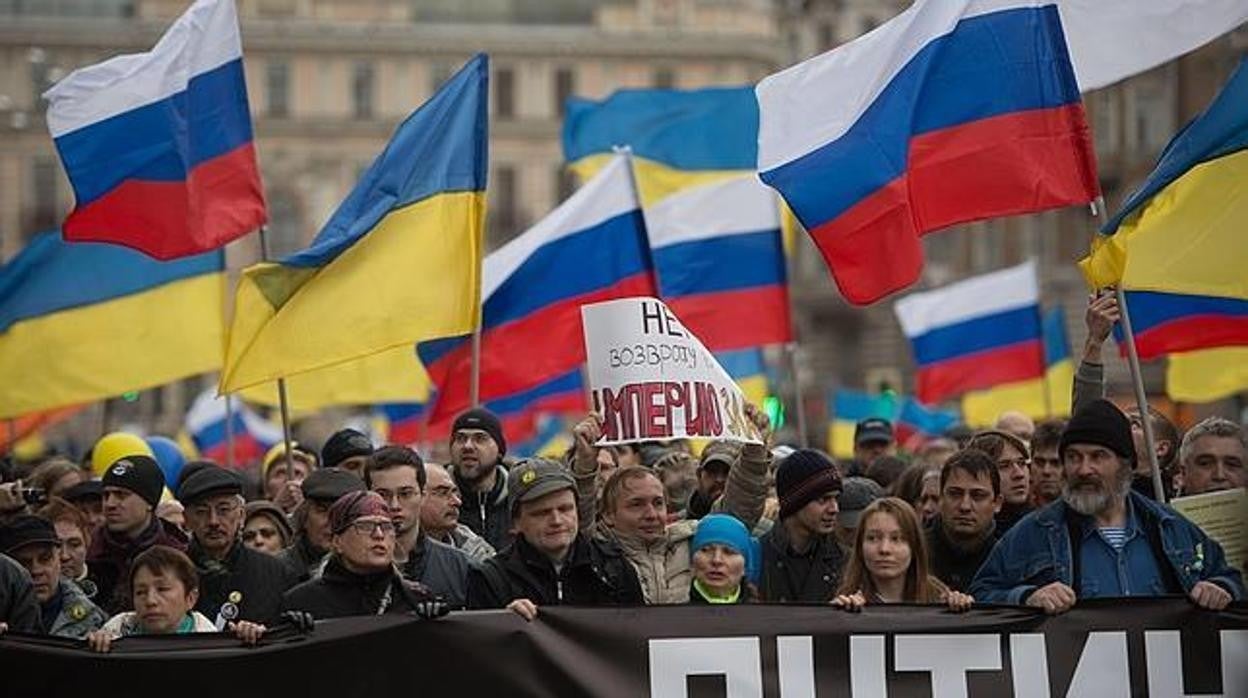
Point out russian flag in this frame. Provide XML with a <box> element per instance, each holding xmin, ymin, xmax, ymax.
<box><xmin>894</xmin><ymin>260</ymin><xmax>1045</xmax><ymax>404</ymax></box>
<box><xmin>1116</xmin><ymin>292</ymin><xmax>1248</xmax><ymax>361</ymax></box>
<box><xmin>185</xmin><ymin>389</ymin><xmax>281</xmax><ymax>468</ymax></box>
<box><xmin>377</xmin><ymin>402</ymin><xmax>429</xmax><ymax>446</ymax></box>
<box><xmin>418</xmin><ymin>153</ymin><xmax>654</xmax><ymax>425</ymax></box>
<box><xmin>43</xmin><ymin>0</ymin><xmax>265</xmax><ymax>260</ymax></box>
<box><xmin>756</xmin><ymin>0</ymin><xmax>1098</xmax><ymax>304</ymax></box>
<box><xmin>645</xmin><ymin>175</ymin><xmax>791</xmax><ymax>351</ymax></box>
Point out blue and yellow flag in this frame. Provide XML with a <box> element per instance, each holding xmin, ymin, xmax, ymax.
<box><xmin>221</xmin><ymin>54</ymin><xmax>487</xmax><ymax>395</ymax></box>
<box><xmin>827</xmin><ymin>389</ymin><xmax>898</xmax><ymax>460</ymax></box>
<box><xmin>1081</xmin><ymin>58</ymin><xmax>1248</xmax><ymax>365</ymax></box>
<box><xmin>961</xmin><ymin>307</ymin><xmax>1074</xmax><ymax>427</ymax></box>
<box><xmin>562</xmin><ymin>86</ymin><xmax>758</xmax><ymax>206</ymax></box>
<box><xmin>0</xmin><ymin>232</ymin><xmax>224</xmax><ymax>418</ymax></box>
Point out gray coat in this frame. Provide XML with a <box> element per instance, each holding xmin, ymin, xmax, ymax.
<box><xmin>46</xmin><ymin>577</ymin><xmax>107</xmax><ymax>638</ymax></box>
<box><xmin>400</xmin><ymin>535</ymin><xmax>473</xmax><ymax>609</ymax></box>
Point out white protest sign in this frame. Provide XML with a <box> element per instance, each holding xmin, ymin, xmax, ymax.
<box><xmin>581</xmin><ymin>297</ymin><xmax>761</xmax><ymax>445</ymax></box>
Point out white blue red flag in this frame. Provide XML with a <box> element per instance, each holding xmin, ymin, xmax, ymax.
<box><xmin>44</xmin><ymin>0</ymin><xmax>265</xmax><ymax>260</ymax></box>
<box><xmin>644</xmin><ymin>175</ymin><xmax>791</xmax><ymax>351</ymax></box>
<box><xmin>894</xmin><ymin>260</ymin><xmax>1044</xmax><ymax>404</ymax></box>
<box><xmin>418</xmin><ymin>153</ymin><xmax>654</xmax><ymax>428</ymax></box>
<box><xmin>756</xmin><ymin>0</ymin><xmax>1098</xmax><ymax>304</ymax></box>
<box><xmin>185</xmin><ymin>389</ymin><xmax>281</xmax><ymax>468</ymax></box>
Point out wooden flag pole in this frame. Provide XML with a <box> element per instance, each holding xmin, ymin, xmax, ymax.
<box><xmin>1090</xmin><ymin>196</ymin><xmax>1166</xmax><ymax>503</ymax></box>
<box><xmin>257</xmin><ymin>225</ymin><xmax>296</xmax><ymax>473</ymax></box>
<box><xmin>223</xmin><ymin>393</ymin><xmax>235</xmax><ymax>470</ymax></box>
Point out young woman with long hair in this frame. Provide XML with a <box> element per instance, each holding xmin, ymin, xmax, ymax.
<box><xmin>832</xmin><ymin>497</ymin><xmax>972</xmax><ymax>611</ymax></box>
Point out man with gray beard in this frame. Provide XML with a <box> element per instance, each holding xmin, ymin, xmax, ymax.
<box><xmin>970</xmin><ymin>400</ymin><xmax>1243</xmax><ymax>613</ymax></box>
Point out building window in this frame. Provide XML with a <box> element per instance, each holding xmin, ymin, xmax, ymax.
<box><xmin>653</xmin><ymin>67</ymin><xmax>675</xmax><ymax>89</ymax></box>
<box><xmin>29</xmin><ymin>158</ymin><xmax>58</xmax><ymax>232</ymax></box>
<box><xmin>489</xmin><ymin>165</ymin><xmax>518</xmax><ymax>248</ymax></box>
<box><xmin>818</xmin><ymin>21</ymin><xmax>835</xmax><ymax>49</ymax></box>
<box><xmin>352</xmin><ymin>61</ymin><xmax>375</xmax><ymax>120</ymax></box>
<box><xmin>1092</xmin><ymin>90</ymin><xmax>1119</xmax><ymax>157</ymax></box>
<box><xmin>265</xmin><ymin>190</ymin><xmax>303</xmax><ymax>258</ymax></box>
<box><xmin>266</xmin><ymin>60</ymin><xmax>289</xmax><ymax>118</ymax></box>
<box><xmin>495</xmin><ymin>67</ymin><xmax>515</xmax><ymax>120</ymax></box>
<box><xmin>554</xmin><ymin>165</ymin><xmax>577</xmax><ymax>204</ymax></box>
<box><xmin>429</xmin><ymin>61</ymin><xmax>451</xmax><ymax>96</ymax></box>
<box><xmin>553</xmin><ymin>66</ymin><xmax>575</xmax><ymax>117</ymax></box>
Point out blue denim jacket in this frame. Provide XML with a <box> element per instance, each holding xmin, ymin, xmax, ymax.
<box><xmin>969</xmin><ymin>490</ymin><xmax>1244</xmax><ymax>605</ymax></box>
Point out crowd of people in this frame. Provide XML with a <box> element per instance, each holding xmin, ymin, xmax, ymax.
<box><xmin>0</xmin><ymin>299</ymin><xmax>1244</xmax><ymax>652</ymax></box>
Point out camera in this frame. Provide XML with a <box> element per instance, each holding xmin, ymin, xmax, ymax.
<box><xmin>20</xmin><ymin>487</ymin><xmax>48</xmax><ymax>507</ymax></box>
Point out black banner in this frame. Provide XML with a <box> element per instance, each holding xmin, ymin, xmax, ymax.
<box><xmin>3</xmin><ymin>598</ymin><xmax>1245</xmax><ymax>697</ymax></box>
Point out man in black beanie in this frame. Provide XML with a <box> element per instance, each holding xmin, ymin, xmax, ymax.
<box><xmin>85</xmin><ymin>455</ymin><xmax>188</xmax><ymax>614</ymax></box>
<box><xmin>448</xmin><ymin>408</ymin><xmax>511</xmax><ymax>550</ymax></box>
<box><xmin>321</xmin><ymin>429</ymin><xmax>374</xmax><ymax>479</ymax></box>
<box><xmin>971</xmin><ymin>399</ymin><xmax>1243</xmax><ymax>614</ymax></box>
<box><xmin>757</xmin><ymin>449</ymin><xmax>845</xmax><ymax>603</ymax></box>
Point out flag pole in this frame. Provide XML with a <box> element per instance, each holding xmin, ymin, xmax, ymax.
<box><xmin>787</xmin><ymin>343</ymin><xmax>810</xmax><ymax>447</ymax></box>
<box><xmin>470</xmin><ymin>327</ymin><xmax>482</xmax><ymax>408</ymax></box>
<box><xmin>223</xmin><ymin>394</ymin><xmax>235</xmax><ymax>470</ymax></box>
<box><xmin>1090</xmin><ymin>196</ymin><xmax>1165</xmax><ymax>503</ymax></box>
<box><xmin>257</xmin><ymin>225</ymin><xmax>296</xmax><ymax>474</ymax></box>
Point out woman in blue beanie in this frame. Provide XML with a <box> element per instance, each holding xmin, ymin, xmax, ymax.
<box><xmin>689</xmin><ymin>513</ymin><xmax>757</xmax><ymax>604</ymax></box>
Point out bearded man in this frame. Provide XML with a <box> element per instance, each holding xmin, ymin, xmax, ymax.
<box><xmin>970</xmin><ymin>400</ymin><xmax>1242</xmax><ymax>614</ymax></box>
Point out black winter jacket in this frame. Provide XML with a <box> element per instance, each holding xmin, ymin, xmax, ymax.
<box><xmin>466</xmin><ymin>534</ymin><xmax>643</xmax><ymax>609</ymax></box>
<box><xmin>281</xmin><ymin>556</ymin><xmax>436</xmax><ymax>620</ymax></box>
<box><xmin>0</xmin><ymin>553</ymin><xmax>41</xmax><ymax>633</ymax></box>
<box><xmin>452</xmin><ymin>464</ymin><xmax>512</xmax><ymax>552</ymax></box>
<box><xmin>190</xmin><ymin>539</ymin><xmax>299</xmax><ymax>625</ymax></box>
<box><xmin>925</xmin><ymin>519</ymin><xmax>998</xmax><ymax>593</ymax></box>
<box><xmin>757</xmin><ymin>524</ymin><xmax>845</xmax><ymax>603</ymax></box>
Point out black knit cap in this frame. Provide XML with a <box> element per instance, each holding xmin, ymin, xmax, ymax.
<box><xmin>1060</xmin><ymin>399</ymin><xmax>1137</xmax><ymax>464</ymax></box>
<box><xmin>451</xmin><ymin>408</ymin><xmax>507</xmax><ymax>458</ymax></box>
<box><xmin>321</xmin><ymin>429</ymin><xmax>374</xmax><ymax>470</ymax></box>
<box><xmin>775</xmin><ymin>449</ymin><xmax>843</xmax><ymax>519</ymax></box>
<box><xmin>101</xmin><ymin>455</ymin><xmax>166</xmax><ymax>508</ymax></box>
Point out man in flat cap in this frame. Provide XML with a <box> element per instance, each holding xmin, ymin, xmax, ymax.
<box><xmin>0</xmin><ymin>515</ymin><xmax>105</xmax><ymax>638</ymax></box>
<box><xmin>467</xmin><ymin>459</ymin><xmax>642</xmax><ymax>618</ymax></box>
<box><xmin>180</xmin><ymin>464</ymin><xmax>298</xmax><ymax>626</ymax></box>
<box><xmin>277</xmin><ymin>468</ymin><xmax>366</xmax><ymax>581</ymax></box>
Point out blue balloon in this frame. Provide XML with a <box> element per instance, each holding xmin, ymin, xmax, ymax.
<box><xmin>146</xmin><ymin>436</ymin><xmax>186</xmax><ymax>489</ymax></box>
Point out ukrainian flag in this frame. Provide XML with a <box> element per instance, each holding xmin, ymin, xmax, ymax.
<box><xmin>236</xmin><ymin>349</ymin><xmax>433</xmax><ymax>412</ymax></box>
<box><xmin>1081</xmin><ymin>57</ymin><xmax>1248</xmax><ymax>403</ymax></box>
<box><xmin>221</xmin><ymin>55</ymin><xmax>487</xmax><ymax>396</ymax></box>
<box><xmin>827</xmin><ymin>389</ymin><xmax>898</xmax><ymax>460</ymax></box>
<box><xmin>562</xmin><ymin>86</ymin><xmax>758</xmax><ymax>206</ymax></box>
<box><xmin>0</xmin><ymin>233</ymin><xmax>224</xmax><ymax>419</ymax></box>
<box><xmin>961</xmin><ymin>307</ymin><xmax>1074</xmax><ymax>427</ymax></box>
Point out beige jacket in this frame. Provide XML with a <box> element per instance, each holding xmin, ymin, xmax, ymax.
<box><xmin>574</xmin><ymin>443</ymin><xmax>771</xmax><ymax>605</ymax></box>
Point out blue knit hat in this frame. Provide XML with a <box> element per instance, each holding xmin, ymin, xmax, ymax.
<box><xmin>692</xmin><ymin>513</ymin><xmax>760</xmax><ymax>583</ymax></box>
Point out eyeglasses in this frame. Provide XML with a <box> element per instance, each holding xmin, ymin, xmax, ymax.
<box><xmin>188</xmin><ymin>501</ymin><xmax>242</xmax><ymax>519</ymax></box>
<box><xmin>427</xmin><ymin>485</ymin><xmax>460</xmax><ymax>500</ymax></box>
<box><xmin>349</xmin><ymin>520</ymin><xmax>396</xmax><ymax>536</ymax></box>
<box><xmin>242</xmin><ymin>527</ymin><xmax>279</xmax><ymax>541</ymax></box>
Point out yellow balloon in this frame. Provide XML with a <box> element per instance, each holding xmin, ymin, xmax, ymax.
<box><xmin>91</xmin><ymin>432</ymin><xmax>154</xmax><ymax>477</ymax></box>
